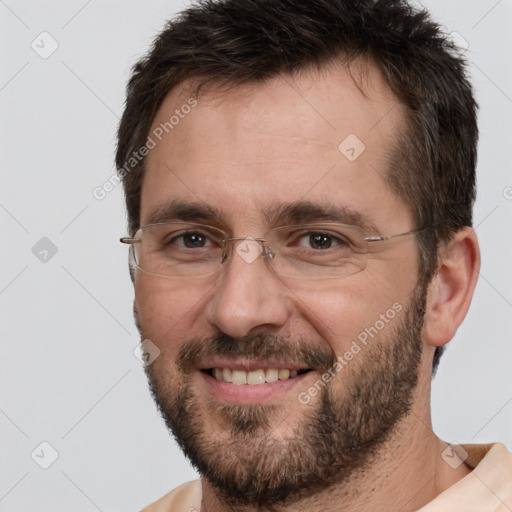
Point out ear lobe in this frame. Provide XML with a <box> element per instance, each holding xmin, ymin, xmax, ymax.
<box><xmin>423</xmin><ymin>227</ymin><xmax>481</xmax><ymax>348</ymax></box>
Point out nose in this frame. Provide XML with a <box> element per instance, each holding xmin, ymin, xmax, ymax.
<box><xmin>204</xmin><ymin>238</ymin><xmax>291</xmax><ymax>338</ymax></box>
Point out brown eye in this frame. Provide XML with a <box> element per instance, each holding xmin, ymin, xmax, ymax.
<box><xmin>169</xmin><ymin>231</ymin><xmax>213</xmax><ymax>248</ymax></box>
<box><xmin>294</xmin><ymin>231</ymin><xmax>349</xmax><ymax>250</ymax></box>
<box><xmin>309</xmin><ymin>233</ymin><xmax>333</xmax><ymax>250</ymax></box>
<box><xmin>182</xmin><ymin>233</ymin><xmax>208</xmax><ymax>248</ymax></box>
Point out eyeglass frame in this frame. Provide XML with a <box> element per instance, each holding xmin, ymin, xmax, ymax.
<box><xmin>120</xmin><ymin>221</ymin><xmax>432</xmax><ymax>280</ymax></box>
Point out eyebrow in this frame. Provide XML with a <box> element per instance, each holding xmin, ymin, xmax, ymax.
<box><xmin>145</xmin><ymin>200</ymin><xmax>223</xmax><ymax>226</ymax></box>
<box><xmin>144</xmin><ymin>199</ymin><xmax>379</xmax><ymax>233</ymax></box>
<box><xmin>263</xmin><ymin>201</ymin><xmax>379</xmax><ymax>233</ymax></box>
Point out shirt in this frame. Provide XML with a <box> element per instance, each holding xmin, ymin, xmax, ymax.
<box><xmin>141</xmin><ymin>443</ymin><xmax>512</xmax><ymax>512</ymax></box>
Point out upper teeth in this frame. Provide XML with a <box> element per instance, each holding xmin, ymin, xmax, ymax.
<box><xmin>213</xmin><ymin>368</ymin><xmax>299</xmax><ymax>385</ymax></box>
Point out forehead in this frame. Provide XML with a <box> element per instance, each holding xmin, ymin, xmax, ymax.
<box><xmin>141</xmin><ymin>61</ymin><xmax>411</xmax><ymax>231</ymax></box>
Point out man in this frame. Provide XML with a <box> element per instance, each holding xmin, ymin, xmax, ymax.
<box><xmin>117</xmin><ymin>0</ymin><xmax>512</xmax><ymax>510</ymax></box>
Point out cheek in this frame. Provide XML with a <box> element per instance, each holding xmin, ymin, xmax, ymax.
<box><xmin>134</xmin><ymin>274</ymin><xmax>210</xmax><ymax>351</ymax></box>
<box><xmin>292</xmin><ymin>270</ymin><xmax>411</xmax><ymax>356</ymax></box>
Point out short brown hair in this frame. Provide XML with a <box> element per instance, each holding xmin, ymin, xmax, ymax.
<box><xmin>116</xmin><ymin>0</ymin><xmax>478</xmax><ymax>372</ymax></box>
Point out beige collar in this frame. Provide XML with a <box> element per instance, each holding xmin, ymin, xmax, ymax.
<box><xmin>417</xmin><ymin>443</ymin><xmax>512</xmax><ymax>511</ymax></box>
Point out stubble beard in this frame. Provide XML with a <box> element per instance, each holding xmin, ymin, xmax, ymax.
<box><xmin>143</xmin><ymin>286</ymin><xmax>426</xmax><ymax>509</ymax></box>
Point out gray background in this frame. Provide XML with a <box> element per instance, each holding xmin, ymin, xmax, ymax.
<box><xmin>1</xmin><ymin>0</ymin><xmax>511</xmax><ymax>510</ymax></box>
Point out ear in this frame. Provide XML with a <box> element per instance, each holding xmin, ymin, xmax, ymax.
<box><xmin>423</xmin><ymin>227</ymin><xmax>481</xmax><ymax>348</ymax></box>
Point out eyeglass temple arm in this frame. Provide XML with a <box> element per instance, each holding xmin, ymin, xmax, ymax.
<box><xmin>120</xmin><ymin>237</ymin><xmax>139</xmax><ymax>245</ymax></box>
<box><xmin>365</xmin><ymin>227</ymin><xmax>430</xmax><ymax>244</ymax></box>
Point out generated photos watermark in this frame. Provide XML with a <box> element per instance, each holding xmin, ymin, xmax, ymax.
<box><xmin>93</xmin><ymin>97</ymin><xmax>198</xmax><ymax>201</ymax></box>
<box><xmin>298</xmin><ymin>302</ymin><xmax>403</xmax><ymax>404</ymax></box>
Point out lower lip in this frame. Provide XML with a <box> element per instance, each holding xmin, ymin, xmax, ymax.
<box><xmin>199</xmin><ymin>370</ymin><xmax>312</xmax><ymax>404</ymax></box>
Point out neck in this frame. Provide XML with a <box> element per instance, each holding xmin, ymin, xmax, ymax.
<box><xmin>199</xmin><ymin>406</ymin><xmax>471</xmax><ymax>512</ymax></box>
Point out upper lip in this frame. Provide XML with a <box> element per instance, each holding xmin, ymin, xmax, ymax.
<box><xmin>198</xmin><ymin>359</ymin><xmax>311</xmax><ymax>372</ymax></box>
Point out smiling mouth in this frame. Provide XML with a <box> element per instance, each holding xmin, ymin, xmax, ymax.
<box><xmin>203</xmin><ymin>368</ymin><xmax>312</xmax><ymax>385</ymax></box>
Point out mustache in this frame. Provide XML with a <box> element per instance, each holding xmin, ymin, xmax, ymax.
<box><xmin>176</xmin><ymin>333</ymin><xmax>337</xmax><ymax>374</ymax></box>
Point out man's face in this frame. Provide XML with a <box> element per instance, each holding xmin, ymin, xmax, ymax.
<box><xmin>135</xmin><ymin>64</ymin><xmax>427</xmax><ymax>506</ymax></box>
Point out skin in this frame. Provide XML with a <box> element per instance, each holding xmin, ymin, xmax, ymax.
<box><xmin>134</xmin><ymin>61</ymin><xmax>481</xmax><ymax>511</ymax></box>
